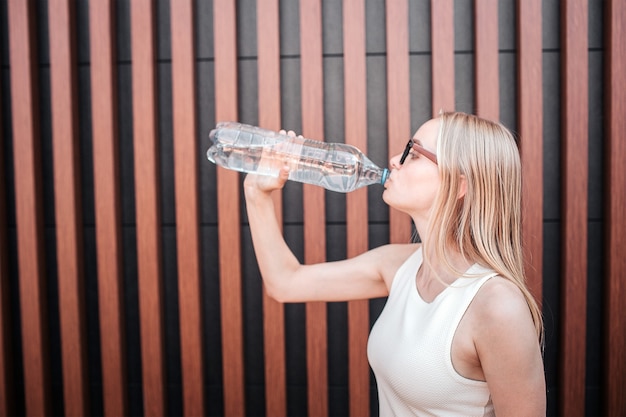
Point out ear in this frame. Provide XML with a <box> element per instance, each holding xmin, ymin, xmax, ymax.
<box><xmin>457</xmin><ymin>175</ymin><xmax>467</xmax><ymax>200</ymax></box>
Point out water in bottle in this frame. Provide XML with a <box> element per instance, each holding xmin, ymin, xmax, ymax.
<box><xmin>207</xmin><ymin>122</ymin><xmax>389</xmax><ymax>193</ymax></box>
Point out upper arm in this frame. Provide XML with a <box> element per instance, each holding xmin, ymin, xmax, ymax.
<box><xmin>270</xmin><ymin>243</ymin><xmax>418</xmax><ymax>303</ymax></box>
<box><xmin>473</xmin><ymin>279</ymin><xmax>546</xmax><ymax>416</ymax></box>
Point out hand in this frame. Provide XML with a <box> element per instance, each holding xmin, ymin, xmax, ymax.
<box><xmin>243</xmin><ymin>129</ymin><xmax>297</xmax><ymax>197</ymax></box>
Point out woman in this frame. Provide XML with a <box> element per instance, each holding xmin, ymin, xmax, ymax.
<box><xmin>244</xmin><ymin>112</ymin><xmax>546</xmax><ymax>416</ymax></box>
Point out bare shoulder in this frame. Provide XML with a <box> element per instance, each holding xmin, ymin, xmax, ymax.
<box><xmin>473</xmin><ymin>276</ymin><xmax>533</xmax><ymax>322</ymax></box>
<box><xmin>365</xmin><ymin>243</ymin><xmax>420</xmax><ymax>289</ymax></box>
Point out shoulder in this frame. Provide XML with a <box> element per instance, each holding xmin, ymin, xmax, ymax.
<box><xmin>365</xmin><ymin>243</ymin><xmax>420</xmax><ymax>289</ymax></box>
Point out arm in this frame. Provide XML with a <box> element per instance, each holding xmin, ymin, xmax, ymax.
<box><xmin>244</xmin><ymin>166</ymin><xmax>414</xmax><ymax>302</ymax></box>
<box><xmin>473</xmin><ymin>279</ymin><xmax>546</xmax><ymax>416</ymax></box>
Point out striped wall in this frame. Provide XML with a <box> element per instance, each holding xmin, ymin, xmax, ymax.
<box><xmin>0</xmin><ymin>0</ymin><xmax>624</xmax><ymax>416</ymax></box>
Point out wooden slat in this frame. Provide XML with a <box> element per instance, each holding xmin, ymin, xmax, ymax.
<box><xmin>7</xmin><ymin>1</ymin><xmax>51</xmax><ymax>415</ymax></box>
<box><xmin>130</xmin><ymin>1</ymin><xmax>166</xmax><ymax>415</ymax></box>
<box><xmin>299</xmin><ymin>1</ymin><xmax>328</xmax><ymax>415</ymax></box>
<box><xmin>474</xmin><ymin>0</ymin><xmax>499</xmax><ymax>120</ymax></box>
<box><xmin>89</xmin><ymin>1</ymin><xmax>128</xmax><ymax>415</ymax></box>
<box><xmin>171</xmin><ymin>1</ymin><xmax>205</xmax><ymax>416</ymax></box>
<box><xmin>386</xmin><ymin>0</ymin><xmax>412</xmax><ymax>244</ymax></box>
<box><xmin>605</xmin><ymin>1</ymin><xmax>626</xmax><ymax>415</ymax></box>
<box><xmin>256</xmin><ymin>0</ymin><xmax>287</xmax><ymax>415</ymax></box>
<box><xmin>431</xmin><ymin>0</ymin><xmax>455</xmax><ymax>114</ymax></box>
<box><xmin>48</xmin><ymin>0</ymin><xmax>89</xmax><ymax>415</ymax></box>
<box><xmin>560</xmin><ymin>1</ymin><xmax>588</xmax><ymax>415</ymax></box>
<box><xmin>516</xmin><ymin>0</ymin><xmax>543</xmax><ymax>303</ymax></box>
<box><xmin>213</xmin><ymin>1</ymin><xmax>245</xmax><ymax>415</ymax></box>
<box><xmin>0</xmin><ymin>60</ymin><xmax>15</xmax><ymax>417</ymax></box>
<box><xmin>343</xmin><ymin>0</ymin><xmax>370</xmax><ymax>415</ymax></box>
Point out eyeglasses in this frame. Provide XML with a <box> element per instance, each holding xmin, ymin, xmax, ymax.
<box><xmin>400</xmin><ymin>139</ymin><xmax>438</xmax><ymax>165</ymax></box>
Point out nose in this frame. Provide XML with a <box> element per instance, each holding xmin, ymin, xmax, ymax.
<box><xmin>389</xmin><ymin>153</ymin><xmax>402</xmax><ymax>169</ymax></box>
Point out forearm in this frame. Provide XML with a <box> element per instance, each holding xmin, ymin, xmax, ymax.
<box><xmin>244</xmin><ymin>185</ymin><xmax>301</xmax><ymax>300</ymax></box>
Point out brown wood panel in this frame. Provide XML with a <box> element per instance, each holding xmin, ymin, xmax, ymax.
<box><xmin>7</xmin><ymin>1</ymin><xmax>51</xmax><ymax>415</ymax></box>
<box><xmin>0</xmin><ymin>62</ymin><xmax>15</xmax><ymax>417</ymax></box>
<box><xmin>474</xmin><ymin>0</ymin><xmax>499</xmax><ymax>120</ymax></box>
<box><xmin>343</xmin><ymin>0</ymin><xmax>370</xmax><ymax>415</ymax></box>
<box><xmin>386</xmin><ymin>0</ymin><xmax>412</xmax><ymax>244</ymax></box>
<box><xmin>431</xmin><ymin>0</ymin><xmax>455</xmax><ymax>114</ymax></box>
<box><xmin>170</xmin><ymin>1</ymin><xmax>205</xmax><ymax>416</ymax></box>
<box><xmin>48</xmin><ymin>0</ymin><xmax>89</xmax><ymax>415</ymax></box>
<box><xmin>89</xmin><ymin>1</ymin><xmax>128</xmax><ymax>415</ymax></box>
<box><xmin>130</xmin><ymin>1</ymin><xmax>166</xmax><ymax>415</ymax></box>
<box><xmin>604</xmin><ymin>1</ymin><xmax>626</xmax><ymax>415</ymax></box>
<box><xmin>213</xmin><ymin>1</ymin><xmax>245</xmax><ymax>415</ymax></box>
<box><xmin>300</xmin><ymin>0</ymin><xmax>328</xmax><ymax>415</ymax></box>
<box><xmin>560</xmin><ymin>1</ymin><xmax>588</xmax><ymax>415</ymax></box>
<box><xmin>256</xmin><ymin>0</ymin><xmax>287</xmax><ymax>416</ymax></box>
<box><xmin>516</xmin><ymin>0</ymin><xmax>543</xmax><ymax>303</ymax></box>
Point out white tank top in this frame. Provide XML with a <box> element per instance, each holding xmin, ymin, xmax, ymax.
<box><xmin>367</xmin><ymin>248</ymin><xmax>497</xmax><ymax>416</ymax></box>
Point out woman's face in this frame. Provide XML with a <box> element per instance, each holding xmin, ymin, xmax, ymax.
<box><xmin>382</xmin><ymin>118</ymin><xmax>441</xmax><ymax>219</ymax></box>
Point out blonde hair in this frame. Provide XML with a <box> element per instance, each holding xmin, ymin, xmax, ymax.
<box><xmin>423</xmin><ymin>112</ymin><xmax>543</xmax><ymax>343</ymax></box>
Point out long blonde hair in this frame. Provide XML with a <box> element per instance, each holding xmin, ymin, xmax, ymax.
<box><xmin>423</xmin><ymin>112</ymin><xmax>543</xmax><ymax>342</ymax></box>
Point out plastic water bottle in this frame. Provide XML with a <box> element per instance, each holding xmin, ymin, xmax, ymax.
<box><xmin>207</xmin><ymin>122</ymin><xmax>389</xmax><ymax>193</ymax></box>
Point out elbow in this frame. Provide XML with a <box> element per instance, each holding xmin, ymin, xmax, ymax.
<box><xmin>262</xmin><ymin>279</ymin><xmax>291</xmax><ymax>303</ymax></box>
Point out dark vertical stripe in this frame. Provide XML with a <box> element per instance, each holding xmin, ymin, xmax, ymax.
<box><xmin>48</xmin><ymin>0</ymin><xmax>89</xmax><ymax>414</ymax></box>
<box><xmin>89</xmin><ymin>0</ymin><xmax>128</xmax><ymax>414</ymax></box>
<box><xmin>7</xmin><ymin>1</ymin><xmax>50</xmax><ymax>415</ymax></box>
<box><xmin>343</xmin><ymin>0</ymin><xmax>370</xmax><ymax>415</ymax></box>
<box><xmin>0</xmin><ymin>42</ymin><xmax>14</xmax><ymax>417</ymax></box>
<box><xmin>474</xmin><ymin>0</ymin><xmax>499</xmax><ymax>120</ymax></box>
<box><xmin>560</xmin><ymin>1</ymin><xmax>589</xmax><ymax>415</ymax></box>
<box><xmin>604</xmin><ymin>1</ymin><xmax>626</xmax><ymax>415</ymax></box>
<box><xmin>516</xmin><ymin>0</ymin><xmax>543</xmax><ymax>302</ymax></box>
<box><xmin>431</xmin><ymin>0</ymin><xmax>455</xmax><ymax>113</ymax></box>
<box><xmin>213</xmin><ymin>1</ymin><xmax>245</xmax><ymax>415</ymax></box>
<box><xmin>386</xmin><ymin>0</ymin><xmax>412</xmax><ymax>244</ymax></box>
<box><xmin>130</xmin><ymin>1</ymin><xmax>166</xmax><ymax>414</ymax></box>
<box><xmin>257</xmin><ymin>0</ymin><xmax>287</xmax><ymax>415</ymax></box>
<box><xmin>171</xmin><ymin>1</ymin><xmax>205</xmax><ymax>415</ymax></box>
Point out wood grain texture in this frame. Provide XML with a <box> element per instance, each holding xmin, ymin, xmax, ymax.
<box><xmin>7</xmin><ymin>1</ymin><xmax>50</xmax><ymax>415</ymax></box>
<box><xmin>560</xmin><ymin>1</ymin><xmax>589</xmax><ymax>415</ymax></box>
<box><xmin>604</xmin><ymin>0</ymin><xmax>626</xmax><ymax>415</ymax></box>
<box><xmin>130</xmin><ymin>1</ymin><xmax>166</xmax><ymax>414</ymax></box>
<box><xmin>171</xmin><ymin>1</ymin><xmax>205</xmax><ymax>415</ymax></box>
<box><xmin>475</xmin><ymin>0</ymin><xmax>499</xmax><ymax>120</ymax></box>
<box><xmin>257</xmin><ymin>0</ymin><xmax>287</xmax><ymax>415</ymax></box>
<box><xmin>516</xmin><ymin>0</ymin><xmax>543</xmax><ymax>303</ymax></box>
<box><xmin>88</xmin><ymin>0</ymin><xmax>128</xmax><ymax>414</ymax></box>
<box><xmin>386</xmin><ymin>0</ymin><xmax>412</xmax><ymax>244</ymax></box>
<box><xmin>431</xmin><ymin>0</ymin><xmax>455</xmax><ymax>114</ymax></box>
<box><xmin>300</xmin><ymin>0</ymin><xmax>328</xmax><ymax>415</ymax></box>
<box><xmin>48</xmin><ymin>0</ymin><xmax>89</xmax><ymax>414</ymax></box>
<box><xmin>343</xmin><ymin>0</ymin><xmax>370</xmax><ymax>415</ymax></box>
<box><xmin>213</xmin><ymin>0</ymin><xmax>245</xmax><ymax>415</ymax></box>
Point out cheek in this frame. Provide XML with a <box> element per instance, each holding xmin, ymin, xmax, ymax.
<box><xmin>384</xmin><ymin>170</ymin><xmax>440</xmax><ymax>211</ymax></box>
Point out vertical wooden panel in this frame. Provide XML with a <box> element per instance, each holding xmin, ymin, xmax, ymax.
<box><xmin>343</xmin><ymin>0</ymin><xmax>369</xmax><ymax>415</ymax></box>
<box><xmin>386</xmin><ymin>0</ymin><xmax>412</xmax><ymax>244</ymax></box>
<box><xmin>130</xmin><ymin>1</ymin><xmax>166</xmax><ymax>415</ymax></box>
<box><xmin>431</xmin><ymin>0</ymin><xmax>455</xmax><ymax>114</ymax></box>
<box><xmin>213</xmin><ymin>1</ymin><xmax>245</xmax><ymax>415</ymax></box>
<box><xmin>300</xmin><ymin>1</ymin><xmax>328</xmax><ymax>415</ymax></box>
<box><xmin>7</xmin><ymin>1</ymin><xmax>51</xmax><ymax>415</ymax></box>
<box><xmin>48</xmin><ymin>0</ymin><xmax>89</xmax><ymax>415</ymax></box>
<box><xmin>256</xmin><ymin>0</ymin><xmax>287</xmax><ymax>415</ymax></box>
<box><xmin>89</xmin><ymin>0</ymin><xmax>128</xmax><ymax>414</ymax></box>
<box><xmin>0</xmin><ymin>65</ymin><xmax>14</xmax><ymax>417</ymax></box>
<box><xmin>605</xmin><ymin>1</ymin><xmax>626</xmax><ymax>415</ymax></box>
<box><xmin>516</xmin><ymin>0</ymin><xmax>543</xmax><ymax>302</ymax></box>
<box><xmin>171</xmin><ymin>1</ymin><xmax>205</xmax><ymax>416</ymax></box>
<box><xmin>560</xmin><ymin>1</ymin><xmax>588</xmax><ymax>415</ymax></box>
<box><xmin>474</xmin><ymin>0</ymin><xmax>499</xmax><ymax>120</ymax></box>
